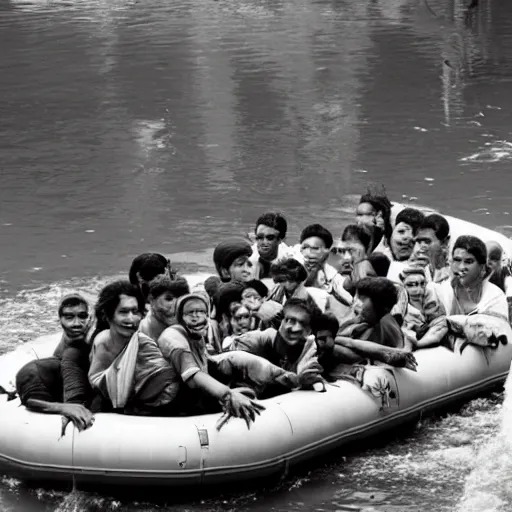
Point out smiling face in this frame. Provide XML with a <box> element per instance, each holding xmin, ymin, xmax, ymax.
<box><xmin>279</xmin><ymin>306</ymin><xmax>311</xmax><ymax>346</ymax></box>
<box><xmin>255</xmin><ymin>224</ymin><xmax>281</xmax><ymax>261</ymax></box>
<box><xmin>227</xmin><ymin>256</ymin><xmax>253</xmax><ymax>283</ymax></box>
<box><xmin>452</xmin><ymin>248</ymin><xmax>484</xmax><ymax>287</ymax></box>
<box><xmin>60</xmin><ymin>304</ymin><xmax>90</xmax><ymax>339</ymax></box>
<box><xmin>390</xmin><ymin>222</ymin><xmax>414</xmax><ymax>261</ymax></box>
<box><xmin>109</xmin><ymin>294</ymin><xmax>142</xmax><ymax>339</ymax></box>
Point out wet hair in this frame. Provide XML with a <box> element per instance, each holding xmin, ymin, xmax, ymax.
<box><xmin>359</xmin><ymin>186</ymin><xmax>393</xmax><ymax>242</ymax></box>
<box><xmin>395</xmin><ymin>208</ymin><xmax>425</xmax><ymax>235</ymax></box>
<box><xmin>213</xmin><ymin>281</ymin><xmax>245</xmax><ymax>319</ymax></box>
<box><xmin>367</xmin><ymin>252</ymin><xmax>391</xmax><ymax>277</ymax></box>
<box><xmin>341</xmin><ymin>224</ymin><xmax>372</xmax><ymax>253</ymax></box>
<box><xmin>312</xmin><ymin>312</ymin><xmax>339</xmax><ymax>337</ymax></box>
<box><xmin>355</xmin><ymin>277</ymin><xmax>398</xmax><ymax>320</ymax></box>
<box><xmin>255</xmin><ymin>212</ymin><xmax>287</xmax><ymax>239</ymax></box>
<box><xmin>282</xmin><ymin>298</ymin><xmax>315</xmax><ymax>326</ymax></box>
<box><xmin>452</xmin><ymin>235</ymin><xmax>487</xmax><ymax>265</ymax></box>
<box><xmin>93</xmin><ymin>280</ymin><xmax>145</xmax><ymax>336</ymax></box>
<box><xmin>148</xmin><ymin>276</ymin><xmax>190</xmax><ymax>300</ymax></box>
<box><xmin>418</xmin><ymin>214</ymin><xmax>450</xmax><ymax>243</ymax></box>
<box><xmin>490</xmin><ymin>265</ymin><xmax>512</xmax><ymax>293</ymax></box>
<box><xmin>270</xmin><ymin>258</ymin><xmax>308</xmax><ymax>284</ymax></box>
<box><xmin>300</xmin><ymin>224</ymin><xmax>334</xmax><ymax>249</ymax></box>
<box><xmin>243</xmin><ymin>279</ymin><xmax>269</xmax><ymax>298</ymax></box>
<box><xmin>58</xmin><ymin>294</ymin><xmax>88</xmax><ymax>318</ymax></box>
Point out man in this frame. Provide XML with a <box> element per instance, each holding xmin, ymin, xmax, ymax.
<box><xmin>16</xmin><ymin>294</ymin><xmax>95</xmax><ymax>434</ymax></box>
<box><xmin>248</xmin><ymin>212</ymin><xmax>291</xmax><ymax>280</ymax></box>
<box><xmin>125</xmin><ymin>276</ymin><xmax>191</xmax><ymax>415</ymax></box>
<box><xmin>213</xmin><ymin>239</ymin><xmax>254</xmax><ymax>284</ymax></box>
<box><xmin>88</xmin><ymin>281</ymin><xmax>145</xmax><ymax>409</ymax></box>
<box><xmin>409</xmin><ymin>214</ymin><xmax>451</xmax><ymax>284</ymax></box>
<box><xmin>231</xmin><ymin>298</ymin><xmax>326</xmax><ymax>393</ymax></box>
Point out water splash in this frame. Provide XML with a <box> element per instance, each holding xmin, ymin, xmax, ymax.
<box><xmin>455</xmin><ymin>366</ymin><xmax>512</xmax><ymax>512</ymax></box>
<box><xmin>460</xmin><ymin>140</ymin><xmax>512</xmax><ymax>163</ymax></box>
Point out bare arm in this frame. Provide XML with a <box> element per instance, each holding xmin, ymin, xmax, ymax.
<box><xmin>416</xmin><ymin>317</ymin><xmax>448</xmax><ymax>349</ymax></box>
<box><xmin>335</xmin><ymin>336</ymin><xmax>417</xmax><ymax>370</ymax></box>
<box><xmin>187</xmin><ymin>372</ymin><xmax>265</xmax><ymax>430</ymax></box>
<box><xmin>25</xmin><ymin>399</ymin><xmax>94</xmax><ymax>433</ymax></box>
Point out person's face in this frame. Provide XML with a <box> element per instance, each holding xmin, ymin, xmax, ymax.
<box><xmin>352</xmin><ymin>292</ymin><xmax>378</xmax><ymax>325</ymax></box>
<box><xmin>255</xmin><ymin>224</ymin><xmax>281</xmax><ymax>261</ymax></box>
<box><xmin>402</xmin><ymin>273</ymin><xmax>426</xmax><ymax>302</ymax></box>
<box><xmin>150</xmin><ymin>291</ymin><xmax>178</xmax><ymax>326</ymax></box>
<box><xmin>356</xmin><ymin>202</ymin><xmax>376</xmax><ymax>226</ymax></box>
<box><xmin>228</xmin><ymin>256</ymin><xmax>253</xmax><ymax>283</ymax></box>
<box><xmin>181</xmin><ymin>299</ymin><xmax>208</xmax><ymax>336</ymax></box>
<box><xmin>452</xmin><ymin>248</ymin><xmax>484</xmax><ymax>287</ymax></box>
<box><xmin>60</xmin><ymin>304</ymin><xmax>90</xmax><ymax>338</ymax></box>
<box><xmin>230</xmin><ymin>304</ymin><xmax>251</xmax><ymax>335</ymax></box>
<box><xmin>316</xmin><ymin>329</ymin><xmax>335</xmax><ymax>354</ymax></box>
<box><xmin>331</xmin><ymin>239</ymin><xmax>366</xmax><ymax>275</ymax></box>
<box><xmin>109</xmin><ymin>295</ymin><xmax>142</xmax><ymax>338</ymax></box>
<box><xmin>487</xmin><ymin>255</ymin><xmax>501</xmax><ymax>271</ymax></box>
<box><xmin>273</xmin><ymin>275</ymin><xmax>301</xmax><ymax>298</ymax></box>
<box><xmin>279</xmin><ymin>306</ymin><xmax>311</xmax><ymax>346</ymax></box>
<box><xmin>390</xmin><ymin>222</ymin><xmax>414</xmax><ymax>261</ymax></box>
<box><xmin>241</xmin><ymin>287</ymin><xmax>264</xmax><ymax>312</ymax></box>
<box><xmin>300</xmin><ymin>236</ymin><xmax>329</xmax><ymax>267</ymax></box>
<box><xmin>413</xmin><ymin>228</ymin><xmax>442</xmax><ymax>265</ymax></box>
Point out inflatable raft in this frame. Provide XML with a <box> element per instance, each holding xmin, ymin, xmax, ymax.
<box><xmin>0</xmin><ymin>207</ymin><xmax>511</xmax><ymax>489</ymax></box>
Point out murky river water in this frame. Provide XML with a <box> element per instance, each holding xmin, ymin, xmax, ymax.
<box><xmin>1</xmin><ymin>0</ymin><xmax>512</xmax><ymax>510</ymax></box>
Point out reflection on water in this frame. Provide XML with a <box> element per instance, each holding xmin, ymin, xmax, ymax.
<box><xmin>2</xmin><ymin>0</ymin><xmax>512</xmax><ymax>510</ymax></box>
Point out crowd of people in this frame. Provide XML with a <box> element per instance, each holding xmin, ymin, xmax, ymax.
<box><xmin>12</xmin><ymin>188</ymin><xmax>512</xmax><ymax>434</ymax></box>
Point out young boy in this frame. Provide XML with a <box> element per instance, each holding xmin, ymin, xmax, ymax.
<box><xmin>16</xmin><ymin>294</ymin><xmax>95</xmax><ymax>434</ymax></box>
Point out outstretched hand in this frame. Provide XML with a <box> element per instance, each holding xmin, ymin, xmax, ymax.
<box><xmin>216</xmin><ymin>387</ymin><xmax>266</xmax><ymax>431</ymax></box>
<box><xmin>60</xmin><ymin>403</ymin><xmax>95</xmax><ymax>437</ymax></box>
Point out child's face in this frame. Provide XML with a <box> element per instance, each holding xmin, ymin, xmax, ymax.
<box><xmin>403</xmin><ymin>273</ymin><xmax>426</xmax><ymax>302</ymax></box>
<box><xmin>353</xmin><ymin>293</ymin><xmax>377</xmax><ymax>325</ymax></box>
<box><xmin>241</xmin><ymin>287</ymin><xmax>263</xmax><ymax>312</ymax></box>
<box><xmin>316</xmin><ymin>329</ymin><xmax>334</xmax><ymax>354</ymax></box>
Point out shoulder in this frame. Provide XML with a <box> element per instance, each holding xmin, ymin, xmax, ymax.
<box><xmin>92</xmin><ymin>330</ymin><xmax>111</xmax><ymax>349</ymax></box>
<box><xmin>483</xmin><ymin>280</ymin><xmax>507</xmax><ymax>299</ymax></box>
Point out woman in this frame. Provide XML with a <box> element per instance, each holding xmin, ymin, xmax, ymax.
<box><xmin>435</xmin><ymin>235</ymin><xmax>508</xmax><ymax>320</ymax></box>
<box><xmin>157</xmin><ymin>293</ymin><xmax>265</xmax><ymax>428</ymax></box>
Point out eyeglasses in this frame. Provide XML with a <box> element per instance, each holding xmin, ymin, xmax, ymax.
<box><xmin>255</xmin><ymin>234</ymin><xmax>278</xmax><ymax>242</ymax></box>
